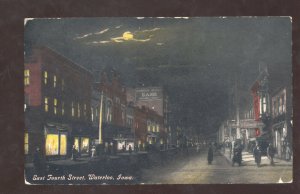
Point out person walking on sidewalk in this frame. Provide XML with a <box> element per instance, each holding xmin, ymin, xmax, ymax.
<box><xmin>207</xmin><ymin>143</ymin><xmax>213</xmax><ymax>165</ymax></box>
<box><xmin>267</xmin><ymin>143</ymin><xmax>276</xmax><ymax>165</ymax></box>
<box><xmin>232</xmin><ymin>143</ymin><xmax>242</xmax><ymax>167</ymax></box>
<box><xmin>285</xmin><ymin>142</ymin><xmax>292</xmax><ymax>161</ymax></box>
<box><xmin>253</xmin><ymin>144</ymin><xmax>262</xmax><ymax>167</ymax></box>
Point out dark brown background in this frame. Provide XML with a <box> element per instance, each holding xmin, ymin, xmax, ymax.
<box><xmin>0</xmin><ymin>0</ymin><xmax>299</xmax><ymax>193</ymax></box>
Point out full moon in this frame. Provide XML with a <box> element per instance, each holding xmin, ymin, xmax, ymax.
<box><xmin>122</xmin><ymin>31</ymin><xmax>134</xmax><ymax>40</ymax></box>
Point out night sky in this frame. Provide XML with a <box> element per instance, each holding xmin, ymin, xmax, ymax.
<box><xmin>24</xmin><ymin>17</ymin><xmax>292</xmax><ymax>135</ymax></box>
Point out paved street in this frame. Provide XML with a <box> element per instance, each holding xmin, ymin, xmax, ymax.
<box><xmin>139</xmin><ymin>149</ymin><xmax>292</xmax><ymax>184</ymax></box>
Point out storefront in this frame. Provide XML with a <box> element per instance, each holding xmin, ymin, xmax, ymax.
<box><xmin>44</xmin><ymin>124</ymin><xmax>69</xmax><ymax>158</ymax></box>
<box><xmin>272</xmin><ymin>121</ymin><xmax>286</xmax><ymax>159</ymax></box>
<box><xmin>73</xmin><ymin>136</ymin><xmax>90</xmax><ymax>156</ymax></box>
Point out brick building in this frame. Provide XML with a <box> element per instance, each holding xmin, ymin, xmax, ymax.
<box><xmin>91</xmin><ymin>71</ymin><xmax>133</xmax><ymax>151</ymax></box>
<box><xmin>24</xmin><ymin>47</ymin><xmax>92</xmax><ymax>161</ymax></box>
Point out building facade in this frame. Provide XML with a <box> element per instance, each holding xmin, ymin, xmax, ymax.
<box><xmin>25</xmin><ymin>47</ymin><xmax>93</xmax><ymax>161</ymax></box>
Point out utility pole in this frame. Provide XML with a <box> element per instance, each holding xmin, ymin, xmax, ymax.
<box><xmin>98</xmin><ymin>90</ymin><xmax>104</xmax><ymax>144</ymax></box>
<box><xmin>235</xmin><ymin>71</ymin><xmax>241</xmax><ymax>139</ymax></box>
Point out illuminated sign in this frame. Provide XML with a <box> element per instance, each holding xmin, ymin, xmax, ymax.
<box><xmin>135</xmin><ymin>87</ymin><xmax>163</xmax><ymax>101</ymax></box>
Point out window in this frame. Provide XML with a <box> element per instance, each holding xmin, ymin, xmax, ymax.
<box><xmin>24</xmin><ymin>69</ymin><xmax>30</xmax><ymax>86</ymax></box>
<box><xmin>282</xmin><ymin>95</ymin><xmax>285</xmax><ymax>113</ymax></box>
<box><xmin>54</xmin><ymin>98</ymin><xmax>58</xmax><ymax>115</ymax></box>
<box><xmin>45</xmin><ymin>134</ymin><xmax>58</xmax><ymax>155</ymax></box>
<box><xmin>62</xmin><ymin>79</ymin><xmax>64</xmax><ymax>91</ymax></box>
<box><xmin>77</xmin><ymin>103</ymin><xmax>81</xmax><ymax>118</ymax></box>
<box><xmin>62</xmin><ymin>101</ymin><xmax>65</xmax><ymax>115</ymax></box>
<box><xmin>279</xmin><ymin>96</ymin><xmax>282</xmax><ymax>114</ymax></box>
<box><xmin>24</xmin><ymin>132</ymin><xmax>29</xmax><ymax>155</ymax></box>
<box><xmin>81</xmin><ymin>138</ymin><xmax>89</xmax><ymax>154</ymax></box>
<box><xmin>53</xmin><ymin>75</ymin><xmax>57</xmax><ymax>88</ymax></box>
<box><xmin>44</xmin><ymin>97</ymin><xmax>49</xmax><ymax>112</ymax></box>
<box><xmin>71</xmin><ymin>102</ymin><xmax>75</xmax><ymax>117</ymax></box>
<box><xmin>84</xmin><ymin>104</ymin><xmax>87</xmax><ymax>117</ymax></box>
<box><xmin>45</xmin><ymin>133</ymin><xmax>67</xmax><ymax>156</ymax></box>
<box><xmin>60</xmin><ymin>134</ymin><xmax>67</xmax><ymax>155</ymax></box>
<box><xmin>156</xmin><ymin>125</ymin><xmax>160</xmax><ymax>132</ymax></box>
<box><xmin>91</xmin><ymin>107</ymin><xmax>94</xmax><ymax>122</ymax></box>
<box><xmin>44</xmin><ymin>71</ymin><xmax>48</xmax><ymax>84</ymax></box>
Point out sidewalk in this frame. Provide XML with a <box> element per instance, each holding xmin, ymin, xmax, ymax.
<box><xmin>221</xmin><ymin>148</ymin><xmax>292</xmax><ymax>167</ymax></box>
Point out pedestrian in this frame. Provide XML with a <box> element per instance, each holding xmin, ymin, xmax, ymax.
<box><xmin>267</xmin><ymin>143</ymin><xmax>276</xmax><ymax>165</ymax></box>
<box><xmin>129</xmin><ymin>145</ymin><xmax>132</xmax><ymax>154</ymax></box>
<box><xmin>253</xmin><ymin>144</ymin><xmax>262</xmax><ymax>167</ymax></box>
<box><xmin>33</xmin><ymin>147</ymin><xmax>44</xmax><ymax>175</ymax></box>
<box><xmin>207</xmin><ymin>143</ymin><xmax>213</xmax><ymax>165</ymax></box>
<box><xmin>91</xmin><ymin>145</ymin><xmax>96</xmax><ymax>158</ymax></box>
<box><xmin>232</xmin><ymin>143</ymin><xmax>242</xmax><ymax>166</ymax></box>
<box><xmin>122</xmin><ymin>145</ymin><xmax>126</xmax><ymax>152</ymax></box>
<box><xmin>285</xmin><ymin>142</ymin><xmax>292</xmax><ymax>161</ymax></box>
<box><xmin>71</xmin><ymin>145</ymin><xmax>78</xmax><ymax>161</ymax></box>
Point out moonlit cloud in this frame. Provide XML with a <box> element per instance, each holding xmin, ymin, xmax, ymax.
<box><xmin>136</xmin><ymin>17</ymin><xmax>145</xmax><ymax>19</ymax></box>
<box><xmin>115</xmin><ymin>25</ymin><xmax>122</xmax><ymax>29</ymax></box>
<box><xmin>140</xmin><ymin>28</ymin><xmax>160</xmax><ymax>33</ymax></box>
<box><xmin>74</xmin><ymin>33</ymin><xmax>93</xmax><ymax>39</ymax></box>
<box><xmin>156</xmin><ymin>43</ymin><xmax>164</xmax><ymax>46</ymax></box>
<box><xmin>95</xmin><ymin>28</ymin><xmax>109</xmax><ymax>35</ymax></box>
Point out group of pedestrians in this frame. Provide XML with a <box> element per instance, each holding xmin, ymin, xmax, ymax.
<box><xmin>207</xmin><ymin>141</ymin><xmax>291</xmax><ymax>167</ymax></box>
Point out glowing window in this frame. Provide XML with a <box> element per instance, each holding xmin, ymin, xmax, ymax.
<box><xmin>53</xmin><ymin>75</ymin><xmax>57</xmax><ymax>88</ymax></box>
<box><xmin>44</xmin><ymin>71</ymin><xmax>48</xmax><ymax>84</ymax></box>
<box><xmin>62</xmin><ymin>101</ymin><xmax>64</xmax><ymax>115</ymax></box>
<box><xmin>81</xmin><ymin>138</ymin><xmax>89</xmax><ymax>154</ymax></box>
<box><xmin>71</xmin><ymin>102</ymin><xmax>75</xmax><ymax>117</ymax></box>
<box><xmin>77</xmin><ymin>103</ymin><xmax>81</xmax><ymax>118</ymax></box>
<box><xmin>45</xmin><ymin>134</ymin><xmax>59</xmax><ymax>155</ymax></box>
<box><xmin>91</xmin><ymin>107</ymin><xmax>94</xmax><ymax>122</ymax></box>
<box><xmin>24</xmin><ymin>132</ymin><xmax>29</xmax><ymax>154</ymax></box>
<box><xmin>74</xmin><ymin>137</ymin><xmax>79</xmax><ymax>150</ymax></box>
<box><xmin>60</xmin><ymin>134</ymin><xmax>67</xmax><ymax>155</ymax></box>
<box><xmin>54</xmin><ymin>98</ymin><xmax>58</xmax><ymax>115</ymax></box>
<box><xmin>44</xmin><ymin>97</ymin><xmax>49</xmax><ymax>112</ymax></box>
<box><xmin>24</xmin><ymin>69</ymin><xmax>30</xmax><ymax>86</ymax></box>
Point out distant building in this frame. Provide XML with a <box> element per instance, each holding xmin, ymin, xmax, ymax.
<box><xmin>24</xmin><ymin>47</ymin><xmax>93</xmax><ymax>160</ymax></box>
<box><xmin>127</xmin><ymin>86</ymin><xmax>170</xmax><ymax>146</ymax></box>
<box><xmin>92</xmin><ymin>71</ymin><xmax>133</xmax><ymax>151</ymax></box>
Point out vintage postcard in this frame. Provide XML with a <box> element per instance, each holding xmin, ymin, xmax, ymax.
<box><xmin>24</xmin><ymin>17</ymin><xmax>292</xmax><ymax>184</ymax></box>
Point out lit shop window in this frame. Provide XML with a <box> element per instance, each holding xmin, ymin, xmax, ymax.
<box><xmin>45</xmin><ymin>134</ymin><xmax>58</xmax><ymax>155</ymax></box>
<box><xmin>77</xmin><ymin>103</ymin><xmax>81</xmax><ymax>118</ymax></box>
<box><xmin>81</xmin><ymin>138</ymin><xmax>89</xmax><ymax>154</ymax></box>
<box><xmin>44</xmin><ymin>97</ymin><xmax>49</xmax><ymax>112</ymax></box>
<box><xmin>53</xmin><ymin>75</ymin><xmax>57</xmax><ymax>88</ymax></box>
<box><xmin>61</xmin><ymin>101</ymin><xmax>65</xmax><ymax>116</ymax></box>
<box><xmin>62</xmin><ymin>79</ymin><xmax>64</xmax><ymax>91</ymax></box>
<box><xmin>74</xmin><ymin>137</ymin><xmax>79</xmax><ymax>150</ymax></box>
<box><xmin>24</xmin><ymin>69</ymin><xmax>30</xmax><ymax>86</ymax></box>
<box><xmin>71</xmin><ymin>102</ymin><xmax>75</xmax><ymax>117</ymax></box>
<box><xmin>44</xmin><ymin>71</ymin><xmax>48</xmax><ymax>84</ymax></box>
<box><xmin>45</xmin><ymin>134</ymin><xmax>67</xmax><ymax>156</ymax></box>
<box><xmin>24</xmin><ymin>132</ymin><xmax>29</xmax><ymax>155</ymax></box>
<box><xmin>60</xmin><ymin>134</ymin><xmax>67</xmax><ymax>155</ymax></box>
<box><xmin>54</xmin><ymin>98</ymin><xmax>58</xmax><ymax>115</ymax></box>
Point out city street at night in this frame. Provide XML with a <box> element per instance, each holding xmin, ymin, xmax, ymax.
<box><xmin>139</xmin><ymin>149</ymin><xmax>292</xmax><ymax>184</ymax></box>
<box><xmin>24</xmin><ymin>17</ymin><xmax>293</xmax><ymax>185</ymax></box>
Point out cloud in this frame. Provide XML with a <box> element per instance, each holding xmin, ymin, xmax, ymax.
<box><xmin>95</xmin><ymin>28</ymin><xmax>109</xmax><ymax>35</ymax></box>
<box><xmin>74</xmin><ymin>28</ymin><xmax>110</xmax><ymax>39</ymax></box>
<box><xmin>74</xmin><ymin>33</ymin><xmax>93</xmax><ymax>39</ymax></box>
<box><xmin>115</xmin><ymin>25</ymin><xmax>122</xmax><ymax>29</ymax></box>
<box><xmin>136</xmin><ymin>17</ymin><xmax>145</xmax><ymax>19</ymax></box>
<box><xmin>156</xmin><ymin>43</ymin><xmax>164</xmax><ymax>46</ymax></box>
<box><xmin>140</xmin><ymin>28</ymin><xmax>160</xmax><ymax>33</ymax></box>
